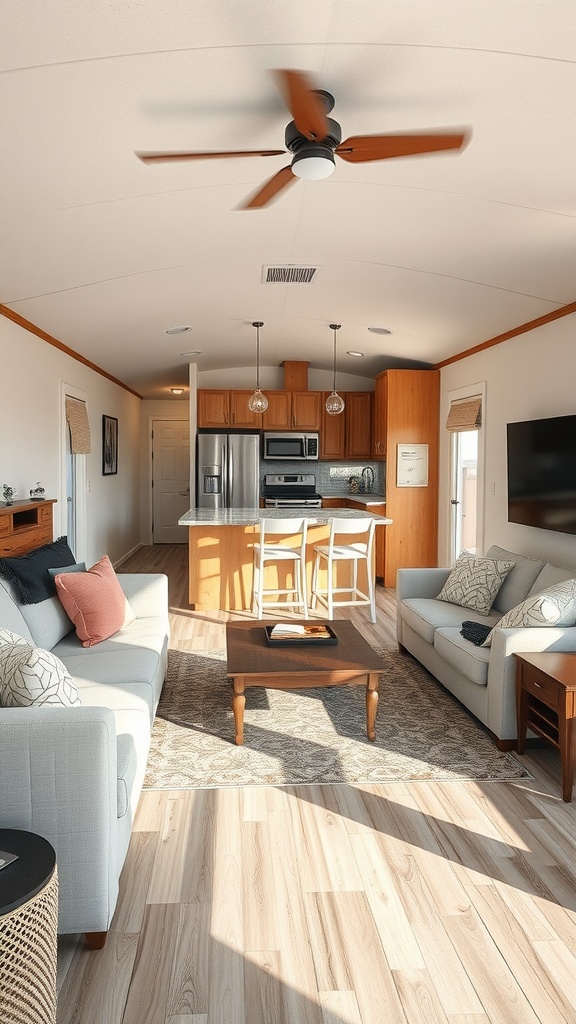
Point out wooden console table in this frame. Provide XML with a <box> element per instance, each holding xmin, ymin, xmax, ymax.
<box><xmin>0</xmin><ymin>498</ymin><xmax>56</xmax><ymax>557</ymax></box>
<box><xmin>515</xmin><ymin>651</ymin><xmax>576</xmax><ymax>802</ymax></box>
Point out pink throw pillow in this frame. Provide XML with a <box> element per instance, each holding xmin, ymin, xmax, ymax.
<box><xmin>55</xmin><ymin>555</ymin><xmax>135</xmax><ymax>647</ymax></box>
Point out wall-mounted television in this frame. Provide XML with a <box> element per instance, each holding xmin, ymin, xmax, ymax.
<box><xmin>506</xmin><ymin>413</ymin><xmax>576</xmax><ymax>535</ymax></box>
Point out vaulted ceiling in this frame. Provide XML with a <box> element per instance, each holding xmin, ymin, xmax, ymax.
<box><xmin>2</xmin><ymin>2</ymin><xmax>576</xmax><ymax>398</ymax></box>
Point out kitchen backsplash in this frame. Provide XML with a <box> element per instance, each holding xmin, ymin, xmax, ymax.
<box><xmin>260</xmin><ymin>460</ymin><xmax>385</xmax><ymax>496</ymax></box>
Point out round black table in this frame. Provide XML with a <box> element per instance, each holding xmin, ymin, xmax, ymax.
<box><xmin>0</xmin><ymin>829</ymin><xmax>58</xmax><ymax>1024</ymax></box>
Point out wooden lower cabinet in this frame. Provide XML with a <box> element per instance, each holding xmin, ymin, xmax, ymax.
<box><xmin>0</xmin><ymin>499</ymin><xmax>56</xmax><ymax>556</ymax></box>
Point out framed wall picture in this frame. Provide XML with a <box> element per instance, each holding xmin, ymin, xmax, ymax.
<box><xmin>397</xmin><ymin>443</ymin><xmax>428</xmax><ymax>487</ymax></box>
<box><xmin>102</xmin><ymin>415</ymin><xmax>118</xmax><ymax>475</ymax></box>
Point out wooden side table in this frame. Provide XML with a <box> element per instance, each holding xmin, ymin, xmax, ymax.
<box><xmin>515</xmin><ymin>652</ymin><xmax>576</xmax><ymax>802</ymax></box>
<box><xmin>0</xmin><ymin>829</ymin><xmax>58</xmax><ymax>1024</ymax></box>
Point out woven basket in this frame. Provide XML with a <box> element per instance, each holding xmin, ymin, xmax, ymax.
<box><xmin>0</xmin><ymin>866</ymin><xmax>58</xmax><ymax>1024</ymax></box>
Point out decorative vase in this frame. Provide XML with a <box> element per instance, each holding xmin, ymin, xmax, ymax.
<box><xmin>2</xmin><ymin>484</ymin><xmax>17</xmax><ymax>505</ymax></box>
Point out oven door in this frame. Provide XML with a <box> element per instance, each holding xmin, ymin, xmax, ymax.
<box><xmin>263</xmin><ymin>433</ymin><xmax>306</xmax><ymax>460</ymax></box>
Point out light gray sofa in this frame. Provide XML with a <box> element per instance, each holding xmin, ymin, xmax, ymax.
<box><xmin>0</xmin><ymin>571</ymin><xmax>169</xmax><ymax>947</ymax></box>
<box><xmin>396</xmin><ymin>545</ymin><xmax>576</xmax><ymax>747</ymax></box>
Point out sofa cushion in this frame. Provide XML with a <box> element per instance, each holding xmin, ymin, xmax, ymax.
<box><xmin>0</xmin><ymin>642</ymin><xmax>81</xmax><ymax>707</ymax></box>
<box><xmin>437</xmin><ymin>554</ymin><xmax>516</xmax><ymax>615</ymax></box>
<box><xmin>528</xmin><ymin>562</ymin><xmax>576</xmax><ymax>595</ymax></box>
<box><xmin>433</xmin><ymin>628</ymin><xmax>491</xmax><ymax>686</ymax></box>
<box><xmin>401</xmin><ymin>598</ymin><xmax>499</xmax><ymax>644</ymax></box>
<box><xmin>19</xmin><ymin>596</ymin><xmax>74</xmax><ymax>652</ymax></box>
<box><xmin>0</xmin><ymin>537</ymin><xmax>76</xmax><ymax>604</ymax></box>
<box><xmin>485</xmin><ymin>545</ymin><xmax>546</xmax><ymax>613</ymax></box>
<box><xmin>55</xmin><ymin>555</ymin><xmax>136</xmax><ymax>647</ymax></box>
<box><xmin>481</xmin><ymin>578</ymin><xmax>576</xmax><ymax>647</ymax></box>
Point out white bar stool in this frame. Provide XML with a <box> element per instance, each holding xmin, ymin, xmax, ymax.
<box><xmin>311</xmin><ymin>517</ymin><xmax>377</xmax><ymax>623</ymax></box>
<box><xmin>252</xmin><ymin>517</ymin><xmax>309</xmax><ymax>618</ymax></box>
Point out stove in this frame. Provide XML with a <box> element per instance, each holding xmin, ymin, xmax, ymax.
<box><xmin>262</xmin><ymin>473</ymin><xmax>323</xmax><ymax>509</ymax></box>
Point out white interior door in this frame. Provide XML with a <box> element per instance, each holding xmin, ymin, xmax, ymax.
<box><xmin>152</xmin><ymin>420</ymin><xmax>190</xmax><ymax>543</ymax></box>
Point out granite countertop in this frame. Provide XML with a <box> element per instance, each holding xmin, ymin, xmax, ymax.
<box><xmin>321</xmin><ymin>493</ymin><xmax>386</xmax><ymax>504</ymax></box>
<box><xmin>179</xmin><ymin>507</ymin><xmax>392</xmax><ymax>527</ymax></box>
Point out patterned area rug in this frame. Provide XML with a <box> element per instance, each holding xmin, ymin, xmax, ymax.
<box><xmin>143</xmin><ymin>646</ymin><xmax>531</xmax><ymax>789</ymax></box>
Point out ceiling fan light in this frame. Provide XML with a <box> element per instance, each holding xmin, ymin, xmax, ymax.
<box><xmin>248</xmin><ymin>388</ymin><xmax>269</xmax><ymax>413</ymax></box>
<box><xmin>292</xmin><ymin>152</ymin><xmax>335</xmax><ymax>180</ymax></box>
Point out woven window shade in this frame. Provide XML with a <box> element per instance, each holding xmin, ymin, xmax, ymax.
<box><xmin>446</xmin><ymin>397</ymin><xmax>482</xmax><ymax>432</ymax></box>
<box><xmin>65</xmin><ymin>397</ymin><xmax>91</xmax><ymax>454</ymax></box>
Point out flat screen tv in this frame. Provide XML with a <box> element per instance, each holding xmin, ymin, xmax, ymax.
<box><xmin>506</xmin><ymin>413</ymin><xmax>576</xmax><ymax>535</ymax></box>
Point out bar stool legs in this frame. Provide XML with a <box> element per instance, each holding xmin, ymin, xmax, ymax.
<box><xmin>252</xmin><ymin>518</ymin><xmax>309</xmax><ymax>618</ymax></box>
<box><xmin>311</xmin><ymin>517</ymin><xmax>377</xmax><ymax>623</ymax></box>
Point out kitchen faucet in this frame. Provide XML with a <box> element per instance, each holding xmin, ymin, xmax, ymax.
<box><xmin>361</xmin><ymin>466</ymin><xmax>374</xmax><ymax>493</ymax></box>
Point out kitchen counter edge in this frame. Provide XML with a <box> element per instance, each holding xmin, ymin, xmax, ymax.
<box><xmin>179</xmin><ymin>507</ymin><xmax>392</xmax><ymax>527</ymax></box>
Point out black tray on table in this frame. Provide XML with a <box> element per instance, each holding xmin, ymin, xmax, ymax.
<box><xmin>264</xmin><ymin>624</ymin><xmax>338</xmax><ymax>647</ymax></box>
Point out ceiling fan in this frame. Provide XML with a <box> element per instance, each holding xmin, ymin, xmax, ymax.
<box><xmin>136</xmin><ymin>69</ymin><xmax>469</xmax><ymax>209</ymax></box>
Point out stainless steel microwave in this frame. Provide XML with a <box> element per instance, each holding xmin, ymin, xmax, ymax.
<box><xmin>263</xmin><ymin>432</ymin><xmax>319</xmax><ymax>461</ymax></box>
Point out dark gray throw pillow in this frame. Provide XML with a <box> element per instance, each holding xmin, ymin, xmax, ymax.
<box><xmin>0</xmin><ymin>537</ymin><xmax>76</xmax><ymax>604</ymax></box>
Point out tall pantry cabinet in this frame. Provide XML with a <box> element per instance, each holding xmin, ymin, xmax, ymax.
<box><xmin>374</xmin><ymin>369</ymin><xmax>440</xmax><ymax>588</ymax></box>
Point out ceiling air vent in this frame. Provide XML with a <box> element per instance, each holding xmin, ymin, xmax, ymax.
<box><xmin>262</xmin><ymin>265</ymin><xmax>320</xmax><ymax>284</ymax></box>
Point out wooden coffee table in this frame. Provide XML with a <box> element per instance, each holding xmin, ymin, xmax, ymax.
<box><xmin>225</xmin><ymin>619</ymin><xmax>385</xmax><ymax>745</ymax></box>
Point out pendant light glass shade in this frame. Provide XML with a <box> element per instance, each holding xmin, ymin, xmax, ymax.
<box><xmin>325</xmin><ymin>323</ymin><xmax>345</xmax><ymax>416</ymax></box>
<box><xmin>248</xmin><ymin>321</ymin><xmax>268</xmax><ymax>413</ymax></box>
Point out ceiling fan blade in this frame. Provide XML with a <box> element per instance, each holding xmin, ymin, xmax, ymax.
<box><xmin>336</xmin><ymin>132</ymin><xmax>468</xmax><ymax>163</ymax></box>
<box><xmin>239</xmin><ymin>165</ymin><xmax>297</xmax><ymax>210</ymax></box>
<box><xmin>136</xmin><ymin>149</ymin><xmax>285</xmax><ymax>163</ymax></box>
<box><xmin>273</xmin><ymin>70</ymin><xmax>329</xmax><ymax>142</ymax></box>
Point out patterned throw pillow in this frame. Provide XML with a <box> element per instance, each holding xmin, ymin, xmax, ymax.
<box><xmin>481</xmin><ymin>578</ymin><xmax>576</xmax><ymax>647</ymax></box>
<box><xmin>437</xmin><ymin>554</ymin><xmax>516</xmax><ymax>615</ymax></box>
<box><xmin>0</xmin><ymin>643</ymin><xmax>81</xmax><ymax>707</ymax></box>
<box><xmin>0</xmin><ymin>628</ymin><xmax>34</xmax><ymax>648</ymax></box>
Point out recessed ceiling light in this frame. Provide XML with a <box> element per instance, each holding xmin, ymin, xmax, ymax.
<box><xmin>181</xmin><ymin>350</ymin><xmax>202</xmax><ymax>356</ymax></box>
<box><xmin>346</xmin><ymin>350</ymin><xmax>364</xmax><ymax>358</ymax></box>
<box><xmin>170</xmin><ymin>388</ymin><xmax>184</xmax><ymax>395</ymax></box>
<box><xmin>166</xmin><ymin>325</ymin><xmax>192</xmax><ymax>335</ymax></box>
<box><xmin>367</xmin><ymin>327</ymin><xmax>392</xmax><ymax>335</ymax></box>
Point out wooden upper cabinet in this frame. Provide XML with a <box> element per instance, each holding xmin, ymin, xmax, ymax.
<box><xmin>345</xmin><ymin>392</ymin><xmax>372</xmax><ymax>459</ymax></box>
<box><xmin>229</xmin><ymin>391</ymin><xmax>263</xmax><ymax>428</ymax></box>
<box><xmin>321</xmin><ymin>392</ymin><xmax>346</xmax><ymax>459</ymax></box>
<box><xmin>197</xmin><ymin>389</ymin><xmax>230</xmax><ymax>428</ymax></box>
<box><xmin>198</xmin><ymin>388</ymin><xmax>321</xmax><ymax>431</ymax></box>
<box><xmin>261</xmin><ymin>391</ymin><xmax>321</xmax><ymax>430</ymax></box>
<box><xmin>371</xmin><ymin>374</ymin><xmax>387</xmax><ymax>459</ymax></box>
<box><xmin>262</xmin><ymin>391</ymin><xmax>292</xmax><ymax>430</ymax></box>
<box><xmin>292</xmin><ymin>391</ymin><xmax>321</xmax><ymax>430</ymax></box>
<box><xmin>197</xmin><ymin>389</ymin><xmax>263</xmax><ymax>428</ymax></box>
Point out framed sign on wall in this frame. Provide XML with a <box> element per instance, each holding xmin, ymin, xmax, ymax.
<box><xmin>397</xmin><ymin>444</ymin><xmax>428</xmax><ymax>487</ymax></box>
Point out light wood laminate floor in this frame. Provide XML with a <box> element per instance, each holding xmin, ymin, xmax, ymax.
<box><xmin>56</xmin><ymin>545</ymin><xmax>576</xmax><ymax>1024</ymax></box>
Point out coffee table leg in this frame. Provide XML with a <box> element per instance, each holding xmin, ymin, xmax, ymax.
<box><xmin>232</xmin><ymin>676</ymin><xmax>246</xmax><ymax>745</ymax></box>
<box><xmin>366</xmin><ymin>672</ymin><xmax>379</xmax><ymax>741</ymax></box>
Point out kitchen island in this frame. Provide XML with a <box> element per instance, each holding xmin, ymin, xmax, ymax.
<box><xmin>178</xmin><ymin>507</ymin><xmax>392</xmax><ymax>611</ymax></box>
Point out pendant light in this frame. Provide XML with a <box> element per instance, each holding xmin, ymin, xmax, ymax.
<box><xmin>248</xmin><ymin>321</ymin><xmax>268</xmax><ymax>413</ymax></box>
<box><xmin>325</xmin><ymin>323</ymin><xmax>345</xmax><ymax>416</ymax></box>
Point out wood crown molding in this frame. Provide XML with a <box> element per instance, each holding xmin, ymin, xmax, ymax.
<box><xmin>0</xmin><ymin>304</ymin><xmax>143</xmax><ymax>399</ymax></box>
<box><xmin>432</xmin><ymin>300</ymin><xmax>576</xmax><ymax>369</ymax></box>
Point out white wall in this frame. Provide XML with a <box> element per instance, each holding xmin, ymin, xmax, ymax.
<box><xmin>197</xmin><ymin>365</ymin><xmax>374</xmax><ymax>391</ymax></box>
<box><xmin>439</xmin><ymin>314</ymin><xmax>576</xmax><ymax>570</ymax></box>
<box><xmin>0</xmin><ymin>316</ymin><xmax>142</xmax><ymax>565</ymax></box>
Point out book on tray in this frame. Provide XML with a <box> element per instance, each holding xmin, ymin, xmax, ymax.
<box><xmin>269</xmin><ymin>623</ymin><xmax>332</xmax><ymax>640</ymax></box>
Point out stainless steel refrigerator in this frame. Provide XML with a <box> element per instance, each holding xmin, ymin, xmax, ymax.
<box><xmin>196</xmin><ymin>432</ymin><xmax>260</xmax><ymax>509</ymax></box>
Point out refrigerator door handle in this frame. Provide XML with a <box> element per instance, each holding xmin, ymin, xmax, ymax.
<box><xmin>222</xmin><ymin>444</ymin><xmax>228</xmax><ymax>505</ymax></box>
<box><xmin>228</xmin><ymin>440</ymin><xmax>234</xmax><ymax>504</ymax></box>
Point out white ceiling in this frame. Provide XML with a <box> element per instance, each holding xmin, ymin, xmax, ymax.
<box><xmin>2</xmin><ymin>1</ymin><xmax>576</xmax><ymax>398</ymax></box>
